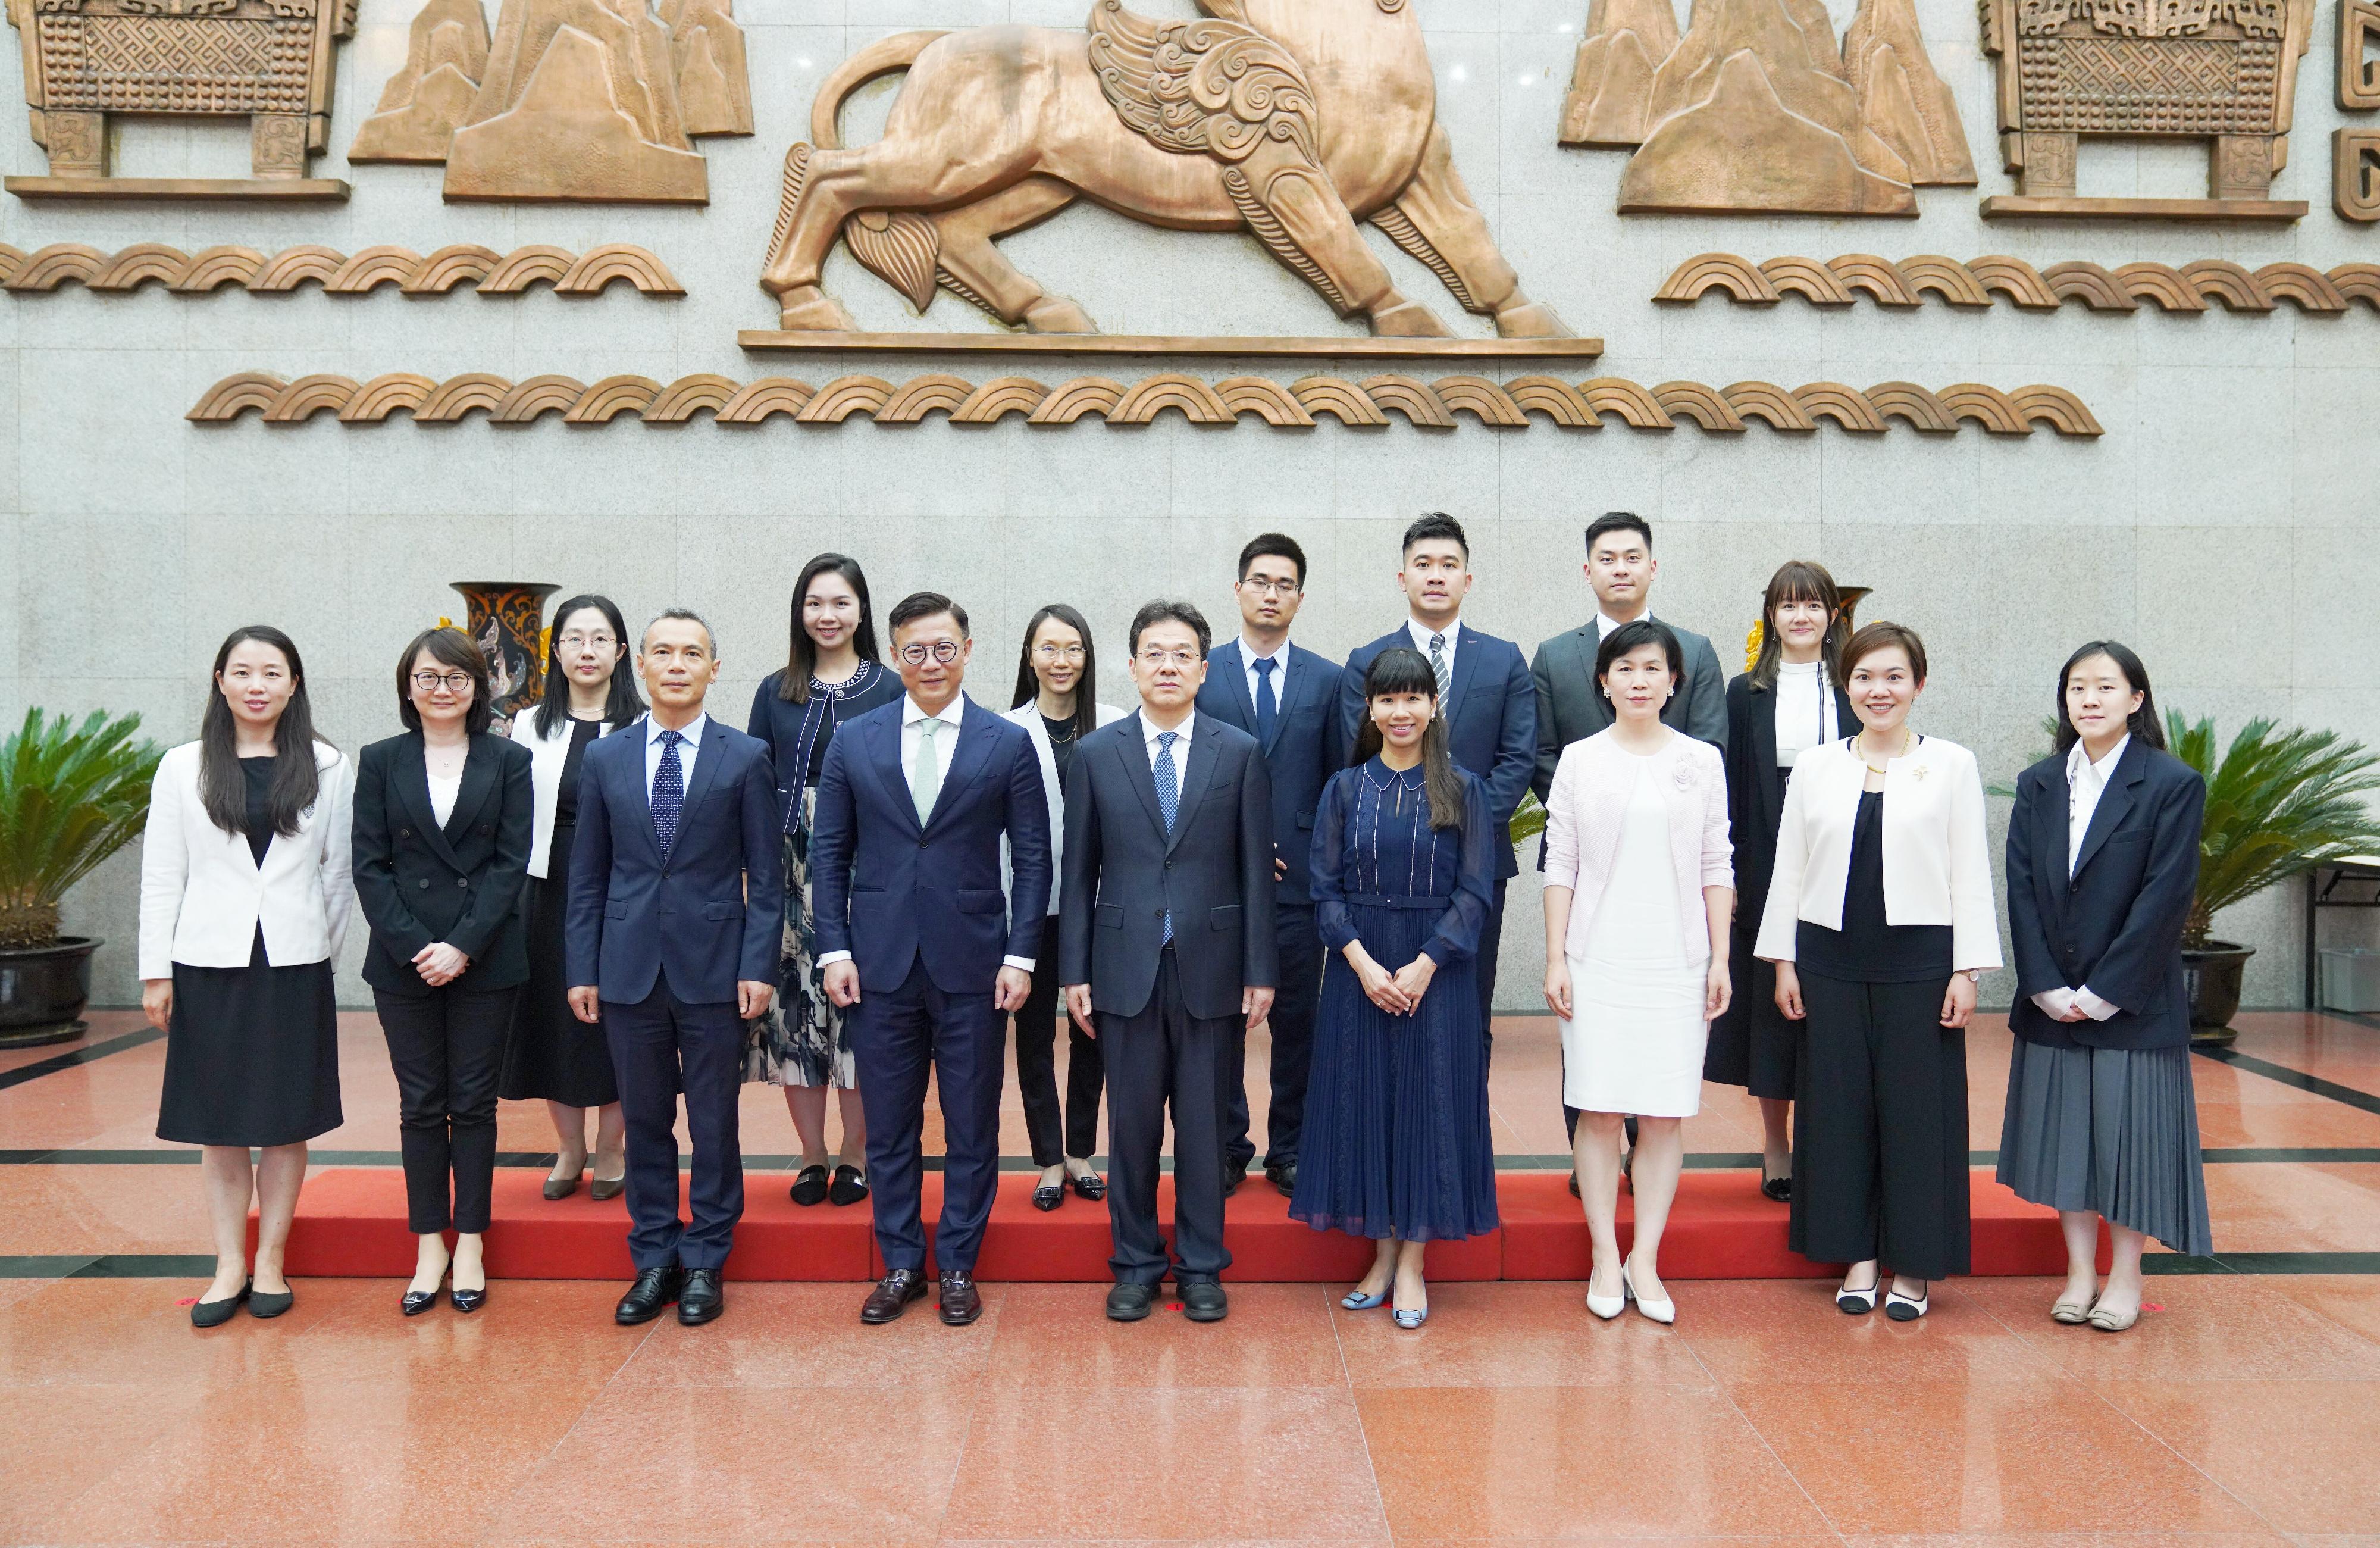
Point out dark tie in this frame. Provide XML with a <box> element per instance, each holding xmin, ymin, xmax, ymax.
<box><xmin>1252</xmin><ymin>657</ymin><xmax>1278</xmax><ymax>747</ymax></box>
<box><xmin>652</xmin><ymin>729</ymin><xmax>685</xmax><ymax>861</ymax></box>
<box><xmin>1429</xmin><ymin>633</ymin><xmax>1451</xmax><ymax>710</ymax></box>
<box><xmin>1154</xmin><ymin>731</ymin><xmax>1179</xmax><ymax>945</ymax></box>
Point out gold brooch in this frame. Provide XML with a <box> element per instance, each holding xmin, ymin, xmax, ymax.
<box><xmin>1911</xmin><ymin>764</ymin><xmax>1930</xmax><ymax>782</ymax></box>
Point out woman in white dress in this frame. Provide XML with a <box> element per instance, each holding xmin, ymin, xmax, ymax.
<box><xmin>1543</xmin><ymin>621</ymin><xmax>1734</xmax><ymax>1325</ymax></box>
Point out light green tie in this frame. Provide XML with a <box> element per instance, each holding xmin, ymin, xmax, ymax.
<box><xmin>910</xmin><ymin>715</ymin><xmax>942</xmax><ymax>824</ymax></box>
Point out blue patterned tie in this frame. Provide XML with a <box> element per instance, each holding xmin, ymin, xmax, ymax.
<box><xmin>1154</xmin><ymin>731</ymin><xmax>1179</xmax><ymax>945</ymax></box>
<box><xmin>652</xmin><ymin>728</ymin><xmax>685</xmax><ymax>861</ymax></box>
<box><xmin>1252</xmin><ymin>657</ymin><xmax>1278</xmax><ymax>748</ymax></box>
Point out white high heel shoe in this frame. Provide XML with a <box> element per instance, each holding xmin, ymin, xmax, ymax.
<box><xmin>1585</xmin><ymin>1266</ymin><xmax>1624</xmax><ymax>1321</ymax></box>
<box><xmin>1624</xmin><ymin>1258</ymin><xmax>1676</xmax><ymax>1325</ymax></box>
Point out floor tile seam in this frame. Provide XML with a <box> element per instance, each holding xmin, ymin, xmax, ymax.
<box><xmin>2265</xmin><ymin>1281</ymin><xmax>2380</xmax><ymax>1353</ymax></box>
<box><xmin>920</xmin><ymin>1299</ymin><xmax>1003</xmax><ymax>1547</ymax></box>
<box><xmin>1671</xmin><ymin>1308</ymin><xmax>1850</xmax><ymax>1546</ymax></box>
<box><xmin>2072</xmin><ymin>1361</ymin><xmax>2295</xmax><ymax>1538</ymax></box>
<box><xmin>1321</xmin><ymin>1283</ymin><xmax>1395</xmax><ymax>1543</ymax></box>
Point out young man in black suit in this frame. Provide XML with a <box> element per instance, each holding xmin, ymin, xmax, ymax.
<box><xmin>1195</xmin><ymin>534</ymin><xmax>1342</xmax><ymax>1197</ymax></box>
<box><xmin>1061</xmin><ymin>601</ymin><xmax>1277</xmax><ymax>1324</ymax></box>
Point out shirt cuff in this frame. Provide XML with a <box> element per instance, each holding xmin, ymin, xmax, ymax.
<box><xmin>2031</xmin><ymin>987</ymin><xmax>2077</xmax><ymax>1020</ymax></box>
<box><xmin>816</xmin><ymin>950</ymin><xmax>853</xmax><ymax>967</ymax></box>
<box><xmin>2074</xmin><ymin>986</ymin><xmax>2121</xmax><ymax>1021</ymax></box>
<box><xmin>1004</xmin><ymin>956</ymin><xmax>1036</xmax><ymax>973</ymax></box>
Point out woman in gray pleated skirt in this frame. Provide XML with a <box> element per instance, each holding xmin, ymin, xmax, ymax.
<box><xmin>1999</xmin><ymin>642</ymin><xmax>2212</xmax><ymax>1332</ymax></box>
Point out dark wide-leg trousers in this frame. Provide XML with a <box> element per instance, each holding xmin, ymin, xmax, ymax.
<box><xmin>851</xmin><ymin>959</ymin><xmax>1005</xmax><ymax>1274</ymax></box>
<box><xmin>374</xmin><ymin>984</ymin><xmax>515</xmax><ymax>1235</ymax></box>
<box><xmin>1790</xmin><ymin>968</ymin><xmax>1972</xmax><ymax>1281</ymax></box>
<box><xmin>1225</xmin><ymin>901</ymin><xmax>1324</xmax><ymax>1174</ymax></box>
<box><xmin>1101</xmin><ymin>950</ymin><xmax>1233</xmax><ymax>1286</ymax></box>
<box><xmin>607</xmin><ymin>979</ymin><xmax>746</xmax><ymax>1273</ymax></box>
<box><xmin>1013</xmin><ymin>915</ymin><xmax>1106</xmax><ymax>1167</ymax></box>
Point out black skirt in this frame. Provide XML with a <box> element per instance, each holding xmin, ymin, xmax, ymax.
<box><xmin>1703</xmin><ymin>922</ymin><xmax>1799</xmax><ymax>1100</ymax></box>
<box><xmin>499</xmin><ymin>825</ymin><xmax>619</xmax><ymax>1108</ymax></box>
<box><xmin>156</xmin><ymin>930</ymin><xmax>342</xmax><ymax>1148</ymax></box>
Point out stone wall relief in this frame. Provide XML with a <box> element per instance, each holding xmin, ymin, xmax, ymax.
<box><xmin>0</xmin><ymin>240</ymin><xmax>684</xmax><ymax>293</ymax></box>
<box><xmin>5</xmin><ymin>0</ymin><xmax>355</xmax><ymax>198</ymax></box>
<box><xmin>1559</xmin><ymin>0</ymin><xmax>1975</xmax><ymax>215</ymax></box>
<box><xmin>2341</xmin><ymin>0</ymin><xmax>2380</xmax><ymax>219</ymax></box>
<box><xmin>1655</xmin><ymin>251</ymin><xmax>2380</xmax><ymax>308</ymax></box>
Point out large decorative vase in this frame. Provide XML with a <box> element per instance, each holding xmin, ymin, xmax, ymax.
<box><xmin>449</xmin><ymin>581</ymin><xmax>558</xmax><ymax>727</ymax></box>
<box><xmin>2183</xmin><ymin>939</ymin><xmax>2256</xmax><ymax>1048</ymax></box>
<box><xmin>0</xmin><ymin>936</ymin><xmax>99</xmax><ymax>1048</ymax></box>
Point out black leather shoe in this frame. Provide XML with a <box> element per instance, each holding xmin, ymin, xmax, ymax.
<box><xmin>1265</xmin><ymin>1162</ymin><xmax>1298</xmax><ymax>1197</ymax></box>
<box><xmin>862</xmin><ymin>1268</ymin><xmax>927</xmax><ymax>1324</ymax></box>
<box><xmin>1182</xmin><ymin>1281</ymin><xmax>1229</xmax><ymax>1322</ymax></box>
<box><xmin>1106</xmin><ymin>1282</ymin><xmax>1155</xmax><ymax>1321</ymax></box>
<box><xmin>192</xmin><ymin>1279</ymin><xmax>250</xmax><ymax>1328</ymax></box>
<box><xmin>828</xmin><ymin>1164</ymin><xmax>869</xmax><ymax>1206</ymax></box>
<box><xmin>615</xmin><ymin>1265</ymin><xmax>684</xmax><ymax>1325</ymax></box>
<box><xmin>401</xmin><ymin>1286</ymin><xmax>440</xmax><ymax>1317</ymax></box>
<box><xmin>247</xmin><ymin>1286</ymin><xmax>294</xmax><ymax>1319</ymax></box>
<box><xmin>1032</xmin><ymin>1181</ymin><xmax>1065</xmax><ymax>1212</ymax></box>
<box><xmin>1568</xmin><ymin>1171</ymin><xmax>1582</xmax><ymax>1198</ymax></box>
<box><xmin>938</xmin><ymin>1271</ymin><xmax>982</xmax><ymax>1326</ymax></box>
<box><xmin>1760</xmin><ymin>1171</ymin><xmax>1792</xmax><ymax>1203</ymax></box>
<box><xmin>790</xmin><ymin>1165</ymin><xmax>830</xmax><ymax>1206</ymax></box>
<box><xmin>1222</xmin><ymin>1165</ymin><xmax>1247</xmax><ymax>1198</ymax></box>
<box><xmin>677</xmin><ymin>1268</ymin><xmax>724</xmax><ymax>1325</ymax></box>
<box><xmin>1069</xmin><ymin>1168</ymin><xmax>1106</xmax><ymax>1202</ymax></box>
<box><xmin>450</xmin><ymin>1285</ymin><xmax>487</xmax><ymax>1314</ymax></box>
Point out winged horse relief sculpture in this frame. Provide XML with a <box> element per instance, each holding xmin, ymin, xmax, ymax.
<box><xmin>757</xmin><ymin>0</ymin><xmax>1571</xmax><ymax>339</ymax></box>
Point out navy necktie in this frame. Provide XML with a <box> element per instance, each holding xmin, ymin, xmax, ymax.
<box><xmin>652</xmin><ymin>729</ymin><xmax>685</xmax><ymax>861</ymax></box>
<box><xmin>1252</xmin><ymin>657</ymin><xmax>1278</xmax><ymax>748</ymax></box>
<box><xmin>1154</xmin><ymin>731</ymin><xmax>1179</xmax><ymax>945</ymax></box>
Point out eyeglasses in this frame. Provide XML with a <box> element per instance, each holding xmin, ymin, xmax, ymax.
<box><xmin>1033</xmin><ymin>643</ymin><xmax>1086</xmax><ymax>663</ymax></box>
<box><xmin>1240</xmin><ymin>577</ymin><xmax>1300</xmax><ymax>596</ymax></box>
<box><xmin>1136</xmin><ymin>649</ymin><xmax>1200</xmax><ymax>670</ymax></box>
<box><xmin>557</xmin><ymin>632</ymin><xmax>617</xmax><ymax>652</ymax></box>
<box><xmin>897</xmin><ymin>640</ymin><xmax>963</xmax><ymax>666</ymax></box>
<box><xmin>411</xmin><ymin>671</ymin><xmax>476</xmax><ymax>693</ymax></box>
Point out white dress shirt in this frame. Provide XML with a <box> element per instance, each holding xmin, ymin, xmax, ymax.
<box><xmin>643</xmin><ymin>712</ymin><xmax>707</xmax><ymax>796</ymax></box>
<box><xmin>1592</xmin><ymin>609</ymin><xmax>1639</xmax><ymax>642</ymax></box>
<box><xmin>427</xmin><ymin>768</ymin><xmax>462</xmax><ymax>827</ymax></box>
<box><xmin>2032</xmin><ymin>734</ymin><xmax>2131</xmax><ymax>1024</ymax></box>
<box><xmin>1142</xmin><ymin>708</ymin><xmax>1195</xmax><ymax>768</ymax></box>
<box><xmin>1774</xmin><ymin>659</ymin><xmax>1838</xmax><ymax>770</ymax></box>
<box><xmin>1241</xmin><ymin>638</ymin><xmax>1291</xmax><ymax>714</ymax></box>
<box><xmin>1404</xmin><ymin>616</ymin><xmax>1462</xmax><ymax>680</ymax></box>
<box><xmin>820</xmin><ymin>694</ymin><xmax>1034</xmax><ymax>973</ymax></box>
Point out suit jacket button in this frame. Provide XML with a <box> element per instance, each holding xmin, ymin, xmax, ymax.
<box><xmin>458</xmin><ymin>877</ymin><xmax>469</xmax><ymax>888</ymax></box>
<box><xmin>417</xmin><ymin>878</ymin><xmax>430</xmax><ymax>890</ymax></box>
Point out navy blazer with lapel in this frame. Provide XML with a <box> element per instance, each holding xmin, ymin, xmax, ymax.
<box><xmin>1335</xmin><ymin>626</ymin><xmax>1535</xmax><ymax>880</ymax></box>
<box><xmin>2006</xmin><ymin>737</ymin><xmax>2206</xmax><ymax>1052</ymax></box>
<box><xmin>1058</xmin><ymin>712</ymin><xmax>1278</xmax><ymax>1021</ymax></box>
<box><xmin>563</xmin><ymin>715</ymin><xmax>785</xmax><ymax>1006</ymax></box>
<box><xmin>1723</xmin><ymin>670</ymin><xmax>1861</xmax><ymax>929</ymax></box>
<box><xmin>1196</xmin><ymin>639</ymin><xmax>1342</xmax><ymax>905</ymax></box>
<box><xmin>807</xmin><ymin>695</ymin><xmax>1052</xmax><ymax>996</ymax></box>
<box><xmin>351</xmin><ymin>730</ymin><xmax>534</xmax><ymax>996</ymax></box>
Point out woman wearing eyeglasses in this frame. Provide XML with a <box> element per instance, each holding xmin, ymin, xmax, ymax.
<box><xmin>352</xmin><ymin>627</ymin><xmax>534</xmax><ymax>1315</ymax></box>
<box><xmin>746</xmin><ymin>554</ymin><xmax>903</xmax><ymax>1206</ymax></box>
<box><xmin>1003</xmin><ymin>605</ymin><xmax>1128</xmax><ymax>1209</ymax></box>
<box><xmin>500</xmin><ymin>593</ymin><xmax>643</xmax><ymax>1201</ymax></box>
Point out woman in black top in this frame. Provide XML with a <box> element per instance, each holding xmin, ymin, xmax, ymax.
<box><xmin>1707</xmin><ymin>561</ymin><xmax>1858</xmax><ymax>1201</ymax></box>
<box><xmin>353</xmin><ymin>628</ymin><xmax>534</xmax><ymax>1315</ymax></box>
<box><xmin>746</xmin><ymin>554</ymin><xmax>902</xmax><ymax>1205</ymax></box>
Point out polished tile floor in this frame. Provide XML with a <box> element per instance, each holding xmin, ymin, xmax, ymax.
<box><xmin>2</xmin><ymin>1008</ymin><xmax>2376</xmax><ymax>1544</ymax></box>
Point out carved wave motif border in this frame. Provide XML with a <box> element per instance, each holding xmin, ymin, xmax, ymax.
<box><xmin>1656</xmin><ymin>254</ymin><xmax>2380</xmax><ymax>314</ymax></box>
<box><xmin>0</xmin><ymin>243</ymin><xmax>683</xmax><ymax>296</ymax></box>
<box><xmin>186</xmin><ymin>371</ymin><xmax>2103</xmax><ymax>436</ymax></box>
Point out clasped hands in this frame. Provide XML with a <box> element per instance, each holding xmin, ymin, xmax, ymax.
<box><xmin>1349</xmin><ymin>945</ymin><xmax>1435</xmax><ymax>1017</ymax></box>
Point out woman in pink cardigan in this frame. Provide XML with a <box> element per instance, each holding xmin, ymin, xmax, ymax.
<box><xmin>1542</xmin><ymin>620</ymin><xmax>1734</xmax><ymax>1325</ymax></box>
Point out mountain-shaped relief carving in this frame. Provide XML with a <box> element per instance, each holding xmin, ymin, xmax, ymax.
<box><xmin>660</xmin><ymin>0</ymin><xmax>749</xmax><ymax>136</ymax></box>
<box><xmin>1560</xmin><ymin>0</ymin><xmax>1972</xmax><ymax>214</ymax></box>
<box><xmin>442</xmin><ymin>0</ymin><xmax>706</xmax><ymax>201</ymax></box>
<box><xmin>350</xmin><ymin>0</ymin><xmax>491</xmax><ymax>162</ymax></box>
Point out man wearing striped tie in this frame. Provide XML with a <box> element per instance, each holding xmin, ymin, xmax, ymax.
<box><xmin>566</xmin><ymin>609</ymin><xmax>784</xmax><ymax>1328</ymax></box>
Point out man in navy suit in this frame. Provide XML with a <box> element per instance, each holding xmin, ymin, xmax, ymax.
<box><xmin>1337</xmin><ymin>512</ymin><xmax>1536</xmax><ymax>1039</ymax></box>
<box><xmin>811</xmin><ymin>592</ymin><xmax>1052</xmax><ymax>1329</ymax></box>
<box><xmin>566</xmin><ymin>609</ymin><xmax>784</xmax><ymax>1328</ymax></box>
<box><xmin>1197</xmin><ymin>533</ymin><xmax>1341</xmax><ymax>1197</ymax></box>
<box><xmin>1062</xmin><ymin>601</ymin><xmax>1276</xmax><ymax>1325</ymax></box>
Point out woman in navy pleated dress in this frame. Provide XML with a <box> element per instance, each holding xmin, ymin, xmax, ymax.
<box><xmin>1291</xmin><ymin>648</ymin><xmax>1499</xmax><ymax>1330</ymax></box>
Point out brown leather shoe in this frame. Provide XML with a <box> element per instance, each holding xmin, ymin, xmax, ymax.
<box><xmin>860</xmin><ymin>1268</ymin><xmax>927</xmax><ymax>1325</ymax></box>
<box><xmin>938</xmin><ymin>1270</ymin><xmax>982</xmax><ymax>1327</ymax></box>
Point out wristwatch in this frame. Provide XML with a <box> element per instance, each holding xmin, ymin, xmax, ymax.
<box><xmin>1958</xmin><ymin>969</ymin><xmax>1981</xmax><ymax>984</ymax></box>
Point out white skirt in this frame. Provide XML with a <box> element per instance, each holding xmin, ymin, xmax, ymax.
<box><xmin>1560</xmin><ymin>952</ymin><xmax>1710</xmax><ymax>1118</ymax></box>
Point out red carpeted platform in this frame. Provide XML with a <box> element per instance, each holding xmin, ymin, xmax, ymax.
<box><xmin>271</xmin><ymin>1167</ymin><xmax>2088</xmax><ymax>1280</ymax></box>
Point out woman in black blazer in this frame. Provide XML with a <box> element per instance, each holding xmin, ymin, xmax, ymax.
<box><xmin>2001</xmin><ymin>641</ymin><xmax>2210</xmax><ymax>1333</ymax></box>
<box><xmin>353</xmin><ymin>627</ymin><xmax>534</xmax><ymax>1316</ymax></box>
<box><xmin>1705</xmin><ymin>561</ymin><xmax>1858</xmax><ymax>1200</ymax></box>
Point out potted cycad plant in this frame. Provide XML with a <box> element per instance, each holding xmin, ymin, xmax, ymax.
<box><xmin>2172</xmin><ymin>715</ymin><xmax>2380</xmax><ymax>1046</ymax></box>
<box><xmin>0</xmin><ymin>709</ymin><xmax>163</xmax><ymax>1047</ymax></box>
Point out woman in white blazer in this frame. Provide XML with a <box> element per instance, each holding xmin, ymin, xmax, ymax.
<box><xmin>139</xmin><ymin>626</ymin><xmax>353</xmax><ymax>1327</ymax></box>
<box><xmin>1756</xmin><ymin>621</ymin><xmax>2002</xmax><ymax>1322</ymax></box>
<box><xmin>497</xmin><ymin>594</ymin><xmax>643</xmax><ymax>1201</ymax></box>
<box><xmin>1542</xmin><ymin>621</ymin><xmax>1733</xmax><ymax>1326</ymax></box>
<box><xmin>1003</xmin><ymin>604</ymin><xmax>1128</xmax><ymax>1209</ymax></box>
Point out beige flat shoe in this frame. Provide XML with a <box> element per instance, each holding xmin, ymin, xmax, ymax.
<box><xmin>2051</xmin><ymin>1296</ymin><xmax>2093</xmax><ymax>1325</ymax></box>
<box><xmin>2087</xmin><ymin>1301</ymin><xmax>2140</xmax><ymax>1333</ymax></box>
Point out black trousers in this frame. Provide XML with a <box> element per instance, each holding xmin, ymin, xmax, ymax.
<box><xmin>608</xmin><ymin>979</ymin><xmax>746</xmax><ymax>1273</ymax></box>
<box><xmin>1101</xmin><ymin>949</ymin><xmax>1233</xmax><ymax>1285</ymax></box>
<box><xmin>374</xmin><ymin>985</ymin><xmax>516</xmax><ymax>1235</ymax></box>
<box><xmin>1790</xmin><ymin>969</ymin><xmax>1972</xmax><ymax>1281</ymax></box>
<box><xmin>1225</xmin><ymin>901</ymin><xmax>1323</xmax><ymax>1174</ymax></box>
<box><xmin>850</xmin><ymin>959</ymin><xmax>1004</xmax><ymax>1274</ymax></box>
<box><xmin>1013</xmin><ymin>915</ymin><xmax>1105</xmax><ymax>1167</ymax></box>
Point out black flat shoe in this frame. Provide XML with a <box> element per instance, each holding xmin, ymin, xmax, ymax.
<box><xmin>1069</xmin><ymin>1169</ymin><xmax>1106</xmax><ymax>1202</ymax></box>
<box><xmin>401</xmin><ymin>1287</ymin><xmax>440</xmax><ymax>1317</ymax></box>
<box><xmin>1032</xmin><ymin>1181</ymin><xmax>1065</xmax><ymax>1212</ymax></box>
<box><xmin>450</xmin><ymin>1285</ymin><xmax>487</xmax><ymax>1314</ymax></box>
<box><xmin>828</xmin><ymin>1164</ymin><xmax>869</xmax><ymax>1206</ymax></box>
<box><xmin>247</xmin><ymin>1286</ymin><xmax>294</xmax><ymax>1319</ymax></box>
<box><xmin>1760</xmin><ymin>1171</ymin><xmax>1792</xmax><ymax>1203</ymax></box>
<box><xmin>789</xmin><ymin>1165</ymin><xmax>830</xmax><ymax>1206</ymax></box>
<box><xmin>192</xmin><ymin>1279</ymin><xmax>250</xmax><ymax>1328</ymax></box>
